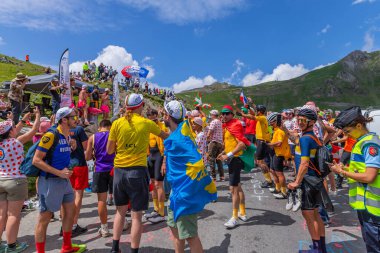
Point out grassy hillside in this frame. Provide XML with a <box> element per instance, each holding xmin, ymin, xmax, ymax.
<box><xmin>0</xmin><ymin>53</ymin><xmax>51</xmax><ymax>82</ymax></box>
<box><xmin>177</xmin><ymin>50</ymin><xmax>380</xmax><ymax>111</ymax></box>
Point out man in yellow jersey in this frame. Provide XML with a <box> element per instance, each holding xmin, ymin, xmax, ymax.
<box><xmin>106</xmin><ymin>94</ymin><xmax>169</xmax><ymax>253</ymax></box>
<box><xmin>217</xmin><ymin>105</ymin><xmax>251</xmax><ymax>228</ymax></box>
<box><xmin>267</xmin><ymin>113</ymin><xmax>291</xmax><ymax>199</ymax></box>
<box><xmin>232</xmin><ymin>102</ymin><xmax>273</xmax><ymax>188</ymax></box>
<box><xmin>145</xmin><ymin>109</ymin><xmax>168</xmax><ymax>223</ymax></box>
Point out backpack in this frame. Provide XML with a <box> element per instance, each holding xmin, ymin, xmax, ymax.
<box><xmin>20</xmin><ymin>128</ymin><xmax>60</xmax><ymax>177</ymax></box>
<box><xmin>304</xmin><ymin>134</ymin><xmax>332</xmax><ymax>178</ymax></box>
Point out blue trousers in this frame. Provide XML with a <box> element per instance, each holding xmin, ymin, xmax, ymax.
<box><xmin>357</xmin><ymin>210</ymin><xmax>380</xmax><ymax>253</ymax></box>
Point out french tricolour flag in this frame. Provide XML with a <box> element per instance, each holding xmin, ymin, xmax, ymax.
<box><xmin>240</xmin><ymin>89</ymin><xmax>248</xmax><ymax>105</ymax></box>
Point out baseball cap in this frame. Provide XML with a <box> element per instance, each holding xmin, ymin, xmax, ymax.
<box><xmin>241</xmin><ymin>107</ymin><xmax>249</xmax><ymax>114</ymax></box>
<box><xmin>164</xmin><ymin>100</ymin><xmax>186</xmax><ymax>120</ymax></box>
<box><xmin>55</xmin><ymin>107</ymin><xmax>74</xmax><ymax>124</ymax></box>
<box><xmin>209</xmin><ymin>110</ymin><xmax>219</xmax><ymax>116</ymax></box>
<box><xmin>193</xmin><ymin>117</ymin><xmax>203</xmax><ymax>127</ymax></box>
<box><xmin>125</xmin><ymin>93</ymin><xmax>144</xmax><ymax>110</ymax></box>
<box><xmin>82</xmin><ymin>84</ymin><xmax>87</xmax><ymax>90</ymax></box>
<box><xmin>191</xmin><ymin>110</ymin><xmax>200</xmax><ymax>117</ymax></box>
<box><xmin>221</xmin><ymin>105</ymin><xmax>233</xmax><ymax>113</ymax></box>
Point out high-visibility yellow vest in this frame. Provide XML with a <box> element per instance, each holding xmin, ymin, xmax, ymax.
<box><xmin>348</xmin><ymin>133</ymin><xmax>380</xmax><ymax>216</ymax></box>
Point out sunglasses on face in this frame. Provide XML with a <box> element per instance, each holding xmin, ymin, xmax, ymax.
<box><xmin>221</xmin><ymin>112</ymin><xmax>231</xmax><ymax>116</ymax></box>
<box><xmin>297</xmin><ymin>118</ymin><xmax>310</xmax><ymax>124</ymax></box>
<box><xmin>66</xmin><ymin>115</ymin><xmax>78</xmax><ymax>121</ymax></box>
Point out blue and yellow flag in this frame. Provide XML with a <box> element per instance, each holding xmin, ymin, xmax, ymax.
<box><xmin>164</xmin><ymin>120</ymin><xmax>217</xmax><ymax>221</ymax></box>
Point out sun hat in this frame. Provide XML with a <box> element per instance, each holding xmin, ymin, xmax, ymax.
<box><xmin>164</xmin><ymin>100</ymin><xmax>186</xmax><ymax>120</ymax></box>
<box><xmin>0</xmin><ymin>120</ymin><xmax>13</xmax><ymax>135</ymax></box>
<box><xmin>51</xmin><ymin>77</ymin><xmax>59</xmax><ymax>83</ymax></box>
<box><xmin>193</xmin><ymin>117</ymin><xmax>203</xmax><ymax>127</ymax></box>
<box><xmin>13</xmin><ymin>72</ymin><xmax>29</xmax><ymax>81</ymax></box>
<box><xmin>55</xmin><ymin>107</ymin><xmax>74</xmax><ymax>124</ymax></box>
<box><xmin>209</xmin><ymin>110</ymin><xmax>219</xmax><ymax>116</ymax></box>
<box><xmin>125</xmin><ymin>93</ymin><xmax>144</xmax><ymax>110</ymax></box>
<box><xmin>221</xmin><ymin>105</ymin><xmax>234</xmax><ymax>113</ymax></box>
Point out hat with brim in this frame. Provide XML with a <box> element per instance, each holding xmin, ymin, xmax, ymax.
<box><xmin>193</xmin><ymin>117</ymin><xmax>203</xmax><ymax>127</ymax></box>
<box><xmin>13</xmin><ymin>72</ymin><xmax>29</xmax><ymax>81</ymax></box>
<box><xmin>51</xmin><ymin>77</ymin><xmax>59</xmax><ymax>83</ymax></box>
<box><xmin>164</xmin><ymin>100</ymin><xmax>186</xmax><ymax>120</ymax></box>
<box><xmin>221</xmin><ymin>105</ymin><xmax>233</xmax><ymax>113</ymax></box>
<box><xmin>0</xmin><ymin>120</ymin><xmax>13</xmax><ymax>135</ymax></box>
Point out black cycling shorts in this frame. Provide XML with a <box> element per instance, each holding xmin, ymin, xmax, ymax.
<box><xmin>148</xmin><ymin>151</ymin><xmax>164</xmax><ymax>181</ymax></box>
<box><xmin>245</xmin><ymin>134</ymin><xmax>256</xmax><ymax>145</ymax></box>
<box><xmin>228</xmin><ymin>157</ymin><xmax>244</xmax><ymax>187</ymax></box>
<box><xmin>256</xmin><ymin>140</ymin><xmax>268</xmax><ymax>160</ymax></box>
<box><xmin>273</xmin><ymin>155</ymin><xmax>285</xmax><ymax>172</ymax></box>
<box><xmin>113</xmin><ymin>167</ymin><xmax>149</xmax><ymax>211</ymax></box>
<box><xmin>92</xmin><ymin>171</ymin><xmax>113</xmax><ymax>194</ymax></box>
<box><xmin>301</xmin><ymin>178</ymin><xmax>323</xmax><ymax>210</ymax></box>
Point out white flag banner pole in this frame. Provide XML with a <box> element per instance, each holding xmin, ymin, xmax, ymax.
<box><xmin>113</xmin><ymin>74</ymin><xmax>120</xmax><ymax>117</ymax></box>
<box><xmin>59</xmin><ymin>48</ymin><xmax>71</xmax><ymax>107</ymax></box>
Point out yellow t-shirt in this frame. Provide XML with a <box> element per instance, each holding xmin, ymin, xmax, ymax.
<box><xmin>271</xmin><ymin>127</ymin><xmax>291</xmax><ymax>158</ymax></box>
<box><xmin>149</xmin><ymin>121</ymin><xmax>168</xmax><ymax>155</ymax></box>
<box><xmin>255</xmin><ymin>115</ymin><xmax>270</xmax><ymax>142</ymax></box>
<box><xmin>223</xmin><ymin>129</ymin><xmax>243</xmax><ymax>157</ymax></box>
<box><xmin>109</xmin><ymin>114</ymin><xmax>161</xmax><ymax>167</ymax></box>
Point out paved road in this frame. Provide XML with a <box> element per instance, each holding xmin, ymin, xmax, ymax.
<box><xmin>17</xmin><ymin>169</ymin><xmax>365</xmax><ymax>253</ymax></box>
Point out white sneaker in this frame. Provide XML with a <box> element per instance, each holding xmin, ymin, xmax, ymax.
<box><xmin>98</xmin><ymin>226</ymin><xmax>111</xmax><ymax>237</ymax></box>
<box><xmin>148</xmin><ymin>215</ymin><xmax>166</xmax><ymax>224</ymax></box>
<box><xmin>238</xmin><ymin>214</ymin><xmax>248</xmax><ymax>222</ymax></box>
<box><xmin>269</xmin><ymin>187</ymin><xmax>276</xmax><ymax>193</ymax></box>
<box><xmin>224</xmin><ymin>217</ymin><xmax>239</xmax><ymax>228</ymax></box>
<box><xmin>123</xmin><ymin>219</ymin><xmax>130</xmax><ymax>231</ymax></box>
<box><xmin>285</xmin><ymin>196</ymin><xmax>293</xmax><ymax>211</ymax></box>
<box><xmin>292</xmin><ymin>198</ymin><xmax>301</xmax><ymax>212</ymax></box>
<box><xmin>144</xmin><ymin>210</ymin><xmax>159</xmax><ymax>219</ymax></box>
<box><xmin>273</xmin><ymin>192</ymin><xmax>287</xmax><ymax>199</ymax></box>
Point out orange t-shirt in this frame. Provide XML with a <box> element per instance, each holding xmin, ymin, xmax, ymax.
<box><xmin>343</xmin><ymin>137</ymin><xmax>356</xmax><ymax>152</ymax></box>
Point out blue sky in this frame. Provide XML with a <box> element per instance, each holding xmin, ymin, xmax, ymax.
<box><xmin>0</xmin><ymin>0</ymin><xmax>379</xmax><ymax>92</ymax></box>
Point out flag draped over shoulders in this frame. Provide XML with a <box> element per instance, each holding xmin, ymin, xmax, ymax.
<box><xmin>223</xmin><ymin>118</ymin><xmax>251</xmax><ymax>146</ymax></box>
<box><xmin>164</xmin><ymin>120</ymin><xmax>217</xmax><ymax>221</ymax></box>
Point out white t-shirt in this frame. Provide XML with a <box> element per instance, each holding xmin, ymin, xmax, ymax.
<box><xmin>0</xmin><ymin>138</ymin><xmax>26</xmax><ymax>179</ymax></box>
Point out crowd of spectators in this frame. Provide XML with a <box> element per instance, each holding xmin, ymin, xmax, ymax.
<box><xmin>71</xmin><ymin>61</ymin><xmax>117</xmax><ymax>83</ymax></box>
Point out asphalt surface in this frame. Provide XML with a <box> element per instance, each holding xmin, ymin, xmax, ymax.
<box><xmin>16</xmin><ymin>169</ymin><xmax>365</xmax><ymax>253</ymax></box>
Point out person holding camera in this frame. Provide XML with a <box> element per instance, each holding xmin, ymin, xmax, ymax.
<box><xmin>8</xmin><ymin>73</ymin><xmax>29</xmax><ymax>124</ymax></box>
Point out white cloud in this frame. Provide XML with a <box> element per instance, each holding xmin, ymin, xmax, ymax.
<box><xmin>0</xmin><ymin>36</ymin><xmax>4</xmax><ymax>45</ymax></box>
<box><xmin>0</xmin><ymin>0</ymin><xmax>113</xmax><ymax>31</ymax></box>
<box><xmin>225</xmin><ymin>59</ymin><xmax>245</xmax><ymax>83</ymax></box>
<box><xmin>118</xmin><ymin>0</ymin><xmax>248</xmax><ymax>24</ymax></box>
<box><xmin>318</xmin><ymin>24</ymin><xmax>331</xmax><ymax>35</ymax></box>
<box><xmin>142</xmin><ymin>56</ymin><xmax>152</xmax><ymax>63</ymax></box>
<box><xmin>242</xmin><ymin>64</ymin><xmax>309</xmax><ymax>86</ymax></box>
<box><xmin>345</xmin><ymin>42</ymin><xmax>352</xmax><ymax>47</ymax></box>
<box><xmin>172</xmin><ymin>75</ymin><xmax>217</xmax><ymax>93</ymax></box>
<box><xmin>352</xmin><ymin>0</ymin><xmax>376</xmax><ymax>4</ymax></box>
<box><xmin>362</xmin><ymin>31</ymin><xmax>375</xmax><ymax>51</ymax></box>
<box><xmin>69</xmin><ymin>45</ymin><xmax>157</xmax><ymax>77</ymax></box>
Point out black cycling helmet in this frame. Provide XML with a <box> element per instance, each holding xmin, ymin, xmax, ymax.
<box><xmin>256</xmin><ymin>105</ymin><xmax>266</xmax><ymax>114</ymax></box>
<box><xmin>298</xmin><ymin>108</ymin><xmax>317</xmax><ymax>121</ymax></box>
<box><xmin>333</xmin><ymin>106</ymin><xmax>362</xmax><ymax>129</ymax></box>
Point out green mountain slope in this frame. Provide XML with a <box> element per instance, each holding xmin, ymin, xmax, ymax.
<box><xmin>177</xmin><ymin>50</ymin><xmax>380</xmax><ymax>111</ymax></box>
<box><xmin>0</xmin><ymin>54</ymin><xmax>50</xmax><ymax>82</ymax></box>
